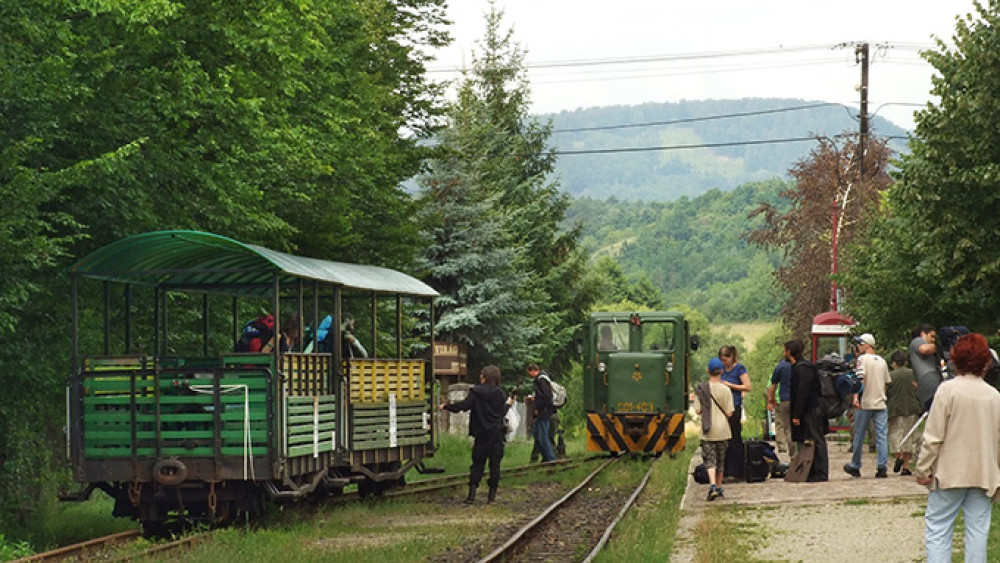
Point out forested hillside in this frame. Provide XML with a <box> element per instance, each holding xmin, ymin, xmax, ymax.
<box><xmin>546</xmin><ymin>98</ymin><xmax>908</xmax><ymax>200</ymax></box>
<box><xmin>567</xmin><ymin>179</ymin><xmax>792</xmax><ymax>321</ymax></box>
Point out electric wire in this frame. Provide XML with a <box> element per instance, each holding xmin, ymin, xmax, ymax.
<box><xmin>552</xmin><ymin>102</ymin><xmax>845</xmax><ymax>133</ymax></box>
<box><xmin>554</xmin><ymin>134</ymin><xmax>909</xmax><ymax>156</ymax></box>
<box><xmin>427</xmin><ymin>42</ymin><xmax>934</xmax><ymax>75</ymax></box>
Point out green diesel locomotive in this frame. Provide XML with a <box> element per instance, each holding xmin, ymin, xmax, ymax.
<box><xmin>582</xmin><ymin>311</ymin><xmax>697</xmax><ymax>455</ymax></box>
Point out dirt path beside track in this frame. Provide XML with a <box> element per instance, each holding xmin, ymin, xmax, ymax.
<box><xmin>670</xmin><ymin>440</ymin><xmax>931</xmax><ymax>562</ymax></box>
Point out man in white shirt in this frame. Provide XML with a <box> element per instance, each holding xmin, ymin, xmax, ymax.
<box><xmin>844</xmin><ymin>333</ymin><xmax>892</xmax><ymax>478</ymax></box>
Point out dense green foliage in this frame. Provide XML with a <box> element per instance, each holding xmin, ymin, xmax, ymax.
<box><xmin>568</xmin><ymin>180</ymin><xmax>790</xmax><ymax>322</ymax></box>
<box><xmin>843</xmin><ymin>1</ymin><xmax>1000</xmax><ymax>344</ymax></box>
<box><xmin>547</xmin><ymin>99</ymin><xmax>908</xmax><ymax>201</ymax></box>
<box><xmin>0</xmin><ymin>0</ymin><xmax>449</xmax><ymax>540</ymax></box>
<box><xmin>417</xmin><ymin>4</ymin><xmax>597</xmax><ymax>378</ymax></box>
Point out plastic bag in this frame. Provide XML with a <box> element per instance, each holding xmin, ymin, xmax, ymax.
<box><xmin>504</xmin><ymin>406</ymin><xmax>520</xmax><ymax>442</ymax></box>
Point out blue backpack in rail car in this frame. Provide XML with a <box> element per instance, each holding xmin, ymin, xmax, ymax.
<box><xmin>235</xmin><ymin>314</ymin><xmax>275</xmax><ymax>352</ymax></box>
<box><xmin>312</xmin><ymin>315</ymin><xmax>335</xmax><ymax>353</ymax></box>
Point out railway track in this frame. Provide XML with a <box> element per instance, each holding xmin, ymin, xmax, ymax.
<box><xmin>479</xmin><ymin>455</ymin><xmax>658</xmax><ymax>562</ymax></box>
<box><xmin>389</xmin><ymin>458</ymin><xmax>582</xmax><ymax>498</ymax></box>
<box><xmin>13</xmin><ymin>530</ymin><xmax>142</xmax><ymax>562</ymax></box>
<box><xmin>19</xmin><ymin>459</ymin><xmax>582</xmax><ymax>561</ymax></box>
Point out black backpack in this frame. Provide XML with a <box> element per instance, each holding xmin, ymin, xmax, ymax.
<box><xmin>814</xmin><ymin>356</ymin><xmax>852</xmax><ymax>419</ymax></box>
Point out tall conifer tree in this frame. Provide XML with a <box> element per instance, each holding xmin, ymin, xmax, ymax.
<box><xmin>417</xmin><ymin>3</ymin><xmax>594</xmax><ymax>376</ymax></box>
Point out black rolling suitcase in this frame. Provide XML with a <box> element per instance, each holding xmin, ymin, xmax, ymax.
<box><xmin>744</xmin><ymin>439</ymin><xmax>769</xmax><ymax>483</ymax></box>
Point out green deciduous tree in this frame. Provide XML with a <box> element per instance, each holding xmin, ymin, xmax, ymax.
<box><xmin>0</xmin><ymin>0</ymin><xmax>449</xmax><ymax>537</ymax></box>
<box><xmin>844</xmin><ymin>1</ymin><xmax>1000</xmax><ymax>338</ymax></box>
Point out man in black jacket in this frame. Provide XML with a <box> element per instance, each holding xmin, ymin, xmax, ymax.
<box><xmin>787</xmin><ymin>339</ymin><xmax>829</xmax><ymax>482</ymax></box>
<box><xmin>441</xmin><ymin>365</ymin><xmax>513</xmax><ymax>504</ymax></box>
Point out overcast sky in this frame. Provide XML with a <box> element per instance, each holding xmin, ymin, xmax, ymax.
<box><xmin>429</xmin><ymin>0</ymin><xmax>980</xmax><ymax>131</ymax></box>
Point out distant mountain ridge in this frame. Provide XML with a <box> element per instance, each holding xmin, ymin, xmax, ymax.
<box><xmin>544</xmin><ymin>98</ymin><xmax>909</xmax><ymax>201</ymax></box>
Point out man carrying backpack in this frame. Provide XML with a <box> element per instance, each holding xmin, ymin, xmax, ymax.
<box><xmin>527</xmin><ymin>363</ymin><xmax>557</xmax><ymax>462</ymax></box>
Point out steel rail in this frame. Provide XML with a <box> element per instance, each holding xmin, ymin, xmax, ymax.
<box><xmin>582</xmin><ymin>456</ymin><xmax>659</xmax><ymax>562</ymax></box>
<box><xmin>15</xmin><ymin>530</ymin><xmax>142</xmax><ymax>562</ymax></box>
<box><xmin>479</xmin><ymin>457</ymin><xmax>618</xmax><ymax>563</ymax></box>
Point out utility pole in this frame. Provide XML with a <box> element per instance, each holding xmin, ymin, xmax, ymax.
<box><xmin>828</xmin><ymin>42</ymin><xmax>869</xmax><ymax>312</ymax></box>
<box><xmin>855</xmin><ymin>42</ymin><xmax>869</xmax><ymax>180</ymax></box>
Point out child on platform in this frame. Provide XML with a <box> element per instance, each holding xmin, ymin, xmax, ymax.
<box><xmin>693</xmin><ymin>357</ymin><xmax>735</xmax><ymax>500</ymax></box>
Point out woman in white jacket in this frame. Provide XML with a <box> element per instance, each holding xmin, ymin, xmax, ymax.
<box><xmin>915</xmin><ymin>332</ymin><xmax>1000</xmax><ymax>563</ymax></box>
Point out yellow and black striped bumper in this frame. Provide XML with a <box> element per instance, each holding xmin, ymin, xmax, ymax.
<box><xmin>585</xmin><ymin>412</ymin><xmax>685</xmax><ymax>454</ymax></box>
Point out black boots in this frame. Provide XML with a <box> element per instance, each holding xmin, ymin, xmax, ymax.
<box><xmin>463</xmin><ymin>484</ymin><xmax>497</xmax><ymax>504</ymax></box>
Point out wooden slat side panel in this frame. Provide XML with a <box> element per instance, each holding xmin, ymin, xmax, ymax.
<box><xmin>349</xmin><ymin>401</ymin><xmax>430</xmax><ymax>451</ymax></box>
<box><xmin>79</xmin><ymin>361</ymin><xmax>272</xmax><ymax>459</ymax></box>
<box><xmin>284</xmin><ymin>395</ymin><xmax>337</xmax><ymax>459</ymax></box>
<box><xmin>282</xmin><ymin>353</ymin><xmax>331</xmax><ymax>397</ymax></box>
<box><xmin>348</xmin><ymin>360</ymin><xmax>425</xmax><ymax>403</ymax></box>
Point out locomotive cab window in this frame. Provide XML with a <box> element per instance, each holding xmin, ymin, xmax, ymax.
<box><xmin>641</xmin><ymin>321</ymin><xmax>675</xmax><ymax>352</ymax></box>
<box><xmin>596</xmin><ymin>322</ymin><xmax>627</xmax><ymax>351</ymax></box>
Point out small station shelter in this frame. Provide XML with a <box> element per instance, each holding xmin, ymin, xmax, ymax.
<box><xmin>810</xmin><ymin>310</ymin><xmax>857</xmax><ymax>362</ymax></box>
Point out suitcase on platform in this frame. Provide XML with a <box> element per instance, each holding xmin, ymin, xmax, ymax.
<box><xmin>745</xmin><ymin>439</ymin><xmax>769</xmax><ymax>483</ymax></box>
<box><xmin>725</xmin><ymin>438</ymin><xmax>745</xmax><ymax>479</ymax></box>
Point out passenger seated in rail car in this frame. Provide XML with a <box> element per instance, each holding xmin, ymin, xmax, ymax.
<box><xmin>341</xmin><ymin>314</ymin><xmax>368</xmax><ymax>358</ymax></box>
<box><xmin>309</xmin><ymin>313</ymin><xmax>367</xmax><ymax>357</ymax></box>
<box><xmin>261</xmin><ymin>313</ymin><xmax>300</xmax><ymax>353</ymax></box>
<box><xmin>598</xmin><ymin>325</ymin><xmax>618</xmax><ymax>351</ymax></box>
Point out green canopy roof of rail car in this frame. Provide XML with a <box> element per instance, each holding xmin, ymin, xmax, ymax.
<box><xmin>69</xmin><ymin>230</ymin><xmax>439</xmax><ymax>298</ymax></box>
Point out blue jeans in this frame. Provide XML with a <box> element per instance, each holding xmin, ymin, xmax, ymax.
<box><xmin>848</xmin><ymin>408</ymin><xmax>888</xmax><ymax>470</ymax></box>
<box><xmin>532</xmin><ymin>418</ymin><xmax>556</xmax><ymax>462</ymax></box>
<box><xmin>925</xmin><ymin>486</ymin><xmax>992</xmax><ymax>563</ymax></box>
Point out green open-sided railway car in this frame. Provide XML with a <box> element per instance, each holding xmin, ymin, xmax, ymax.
<box><xmin>582</xmin><ymin>311</ymin><xmax>697</xmax><ymax>455</ymax></box>
<box><xmin>65</xmin><ymin>231</ymin><xmax>439</xmax><ymax>531</ymax></box>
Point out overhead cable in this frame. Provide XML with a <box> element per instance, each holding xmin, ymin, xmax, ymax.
<box><xmin>555</xmin><ymin>134</ymin><xmax>909</xmax><ymax>156</ymax></box>
<box><xmin>552</xmin><ymin>103</ymin><xmax>844</xmax><ymax>133</ymax></box>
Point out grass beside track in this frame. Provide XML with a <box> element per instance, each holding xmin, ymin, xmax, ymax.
<box><xmin>590</xmin><ymin>441</ymin><xmax>694</xmax><ymax>561</ymax></box>
<box><xmin>29</xmin><ymin>430</ymin><xmax>1000</xmax><ymax>561</ymax></box>
<box><xmin>56</xmin><ymin>435</ymin><xmax>690</xmax><ymax>562</ymax></box>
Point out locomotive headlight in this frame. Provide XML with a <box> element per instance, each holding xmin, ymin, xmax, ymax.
<box><xmin>597</xmin><ymin>362</ymin><xmax>606</xmax><ymax>373</ymax></box>
<box><xmin>666</xmin><ymin>361</ymin><xmax>674</xmax><ymax>372</ymax></box>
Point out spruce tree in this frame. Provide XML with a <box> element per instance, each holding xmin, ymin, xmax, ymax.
<box><xmin>417</xmin><ymin>3</ymin><xmax>595</xmax><ymax>376</ymax></box>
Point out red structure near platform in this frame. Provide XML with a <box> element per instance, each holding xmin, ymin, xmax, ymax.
<box><xmin>810</xmin><ymin>310</ymin><xmax>857</xmax><ymax>362</ymax></box>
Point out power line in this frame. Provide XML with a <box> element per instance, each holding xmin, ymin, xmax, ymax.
<box><xmin>556</xmin><ymin>137</ymin><xmax>818</xmax><ymax>155</ymax></box>
<box><xmin>552</xmin><ymin>102</ymin><xmax>846</xmax><ymax>133</ymax></box>
<box><xmin>531</xmin><ymin>58</ymin><xmax>854</xmax><ymax>85</ymax></box>
<box><xmin>427</xmin><ymin>42</ymin><xmax>933</xmax><ymax>74</ymax></box>
<box><xmin>555</xmin><ymin>134</ymin><xmax>910</xmax><ymax>156</ymax></box>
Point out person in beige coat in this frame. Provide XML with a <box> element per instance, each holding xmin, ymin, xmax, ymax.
<box><xmin>915</xmin><ymin>332</ymin><xmax>1000</xmax><ymax>563</ymax></box>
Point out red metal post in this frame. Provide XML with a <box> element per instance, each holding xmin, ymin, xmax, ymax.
<box><xmin>830</xmin><ymin>196</ymin><xmax>839</xmax><ymax>311</ymax></box>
